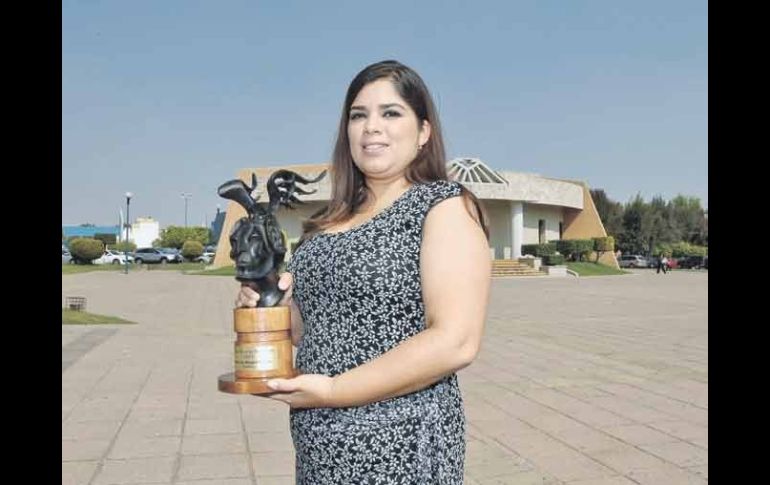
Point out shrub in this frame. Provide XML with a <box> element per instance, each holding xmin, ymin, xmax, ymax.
<box><xmin>543</xmin><ymin>254</ymin><xmax>565</xmax><ymax>266</ymax></box>
<box><xmin>556</xmin><ymin>239</ymin><xmax>594</xmax><ymax>261</ymax></box>
<box><xmin>655</xmin><ymin>242</ymin><xmax>707</xmax><ymax>258</ymax></box>
<box><xmin>593</xmin><ymin>236</ymin><xmax>615</xmax><ymax>262</ymax></box>
<box><xmin>521</xmin><ymin>242</ymin><xmax>557</xmax><ymax>257</ymax></box>
<box><xmin>69</xmin><ymin>238</ymin><xmax>104</xmax><ymax>264</ymax></box>
<box><xmin>593</xmin><ymin>236</ymin><xmax>615</xmax><ymax>252</ymax></box>
<box><xmin>181</xmin><ymin>240</ymin><xmax>204</xmax><ymax>260</ymax></box>
<box><xmin>574</xmin><ymin>239</ymin><xmax>594</xmax><ymax>261</ymax></box>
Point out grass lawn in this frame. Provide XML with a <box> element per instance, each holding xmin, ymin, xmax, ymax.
<box><xmin>62</xmin><ymin>262</ymin><xmax>210</xmax><ymax>275</ymax></box>
<box><xmin>566</xmin><ymin>261</ymin><xmax>629</xmax><ymax>276</ymax></box>
<box><xmin>62</xmin><ymin>263</ymin><xmax>127</xmax><ymax>275</ymax></box>
<box><xmin>143</xmin><ymin>262</ymin><xmax>211</xmax><ymax>273</ymax></box>
<box><xmin>62</xmin><ymin>309</ymin><xmax>136</xmax><ymax>325</ymax></box>
<box><xmin>187</xmin><ymin>265</ymin><xmax>236</xmax><ymax>276</ymax></box>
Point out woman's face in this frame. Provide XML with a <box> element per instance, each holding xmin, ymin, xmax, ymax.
<box><xmin>347</xmin><ymin>79</ymin><xmax>430</xmax><ymax>182</ymax></box>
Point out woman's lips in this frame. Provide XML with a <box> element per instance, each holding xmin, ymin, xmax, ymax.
<box><xmin>362</xmin><ymin>143</ymin><xmax>388</xmax><ymax>154</ymax></box>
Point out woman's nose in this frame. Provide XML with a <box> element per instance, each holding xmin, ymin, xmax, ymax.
<box><xmin>363</xmin><ymin>115</ymin><xmax>381</xmax><ymax>134</ymax></box>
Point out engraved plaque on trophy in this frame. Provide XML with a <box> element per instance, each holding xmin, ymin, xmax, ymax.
<box><xmin>217</xmin><ymin>169</ymin><xmax>326</xmax><ymax>394</ymax></box>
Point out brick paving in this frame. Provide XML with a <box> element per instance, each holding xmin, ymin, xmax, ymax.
<box><xmin>62</xmin><ymin>268</ymin><xmax>707</xmax><ymax>484</ymax></box>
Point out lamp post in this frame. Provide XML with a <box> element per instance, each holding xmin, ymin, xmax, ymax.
<box><xmin>124</xmin><ymin>192</ymin><xmax>133</xmax><ymax>274</ymax></box>
<box><xmin>181</xmin><ymin>193</ymin><xmax>192</xmax><ymax>227</ymax></box>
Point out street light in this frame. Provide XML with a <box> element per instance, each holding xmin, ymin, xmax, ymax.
<box><xmin>124</xmin><ymin>192</ymin><xmax>133</xmax><ymax>274</ymax></box>
<box><xmin>181</xmin><ymin>193</ymin><xmax>192</xmax><ymax>227</ymax></box>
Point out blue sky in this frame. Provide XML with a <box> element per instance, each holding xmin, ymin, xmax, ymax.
<box><xmin>62</xmin><ymin>0</ymin><xmax>707</xmax><ymax>227</ymax></box>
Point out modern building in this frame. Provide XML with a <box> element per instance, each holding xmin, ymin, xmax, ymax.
<box><xmin>63</xmin><ymin>216</ymin><xmax>162</xmax><ymax>249</ymax></box>
<box><xmin>130</xmin><ymin>217</ymin><xmax>160</xmax><ymax>248</ymax></box>
<box><xmin>212</xmin><ymin>158</ymin><xmax>618</xmax><ymax>269</ymax></box>
<box><xmin>209</xmin><ymin>208</ymin><xmax>226</xmax><ymax>247</ymax></box>
<box><xmin>62</xmin><ymin>225</ymin><xmax>121</xmax><ymax>242</ymax></box>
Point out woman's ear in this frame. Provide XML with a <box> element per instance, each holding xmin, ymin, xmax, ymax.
<box><xmin>419</xmin><ymin>120</ymin><xmax>431</xmax><ymax>147</ymax></box>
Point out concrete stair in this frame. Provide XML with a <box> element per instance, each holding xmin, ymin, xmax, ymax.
<box><xmin>492</xmin><ymin>259</ymin><xmax>546</xmax><ymax>277</ymax></box>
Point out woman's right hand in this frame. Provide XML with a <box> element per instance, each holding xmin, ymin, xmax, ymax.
<box><xmin>235</xmin><ymin>272</ymin><xmax>294</xmax><ymax>308</ymax></box>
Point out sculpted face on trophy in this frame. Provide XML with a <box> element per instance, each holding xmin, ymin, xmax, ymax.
<box><xmin>217</xmin><ymin>169</ymin><xmax>327</xmax><ymax>307</ymax></box>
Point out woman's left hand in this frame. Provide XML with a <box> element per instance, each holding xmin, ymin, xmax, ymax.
<box><xmin>261</xmin><ymin>374</ymin><xmax>336</xmax><ymax>408</ymax></box>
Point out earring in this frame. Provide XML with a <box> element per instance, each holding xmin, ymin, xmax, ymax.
<box><xmin>417</xmin><ymin>144</ymin><xmax>423</xmax><ymax>151</ymax></box>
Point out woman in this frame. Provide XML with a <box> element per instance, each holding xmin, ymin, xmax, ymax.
<box><xmin>236</xmin><ymin>59</ymin><xmax>491</xmax><ymax>483</ymax></box>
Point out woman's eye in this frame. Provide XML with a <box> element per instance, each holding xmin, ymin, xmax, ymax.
<box><xmin>349</xmin><ymin>112</ymin><xmax>365</xmax><ymax>120</ymax></box>
<box><xmin>383</xmin><ymin>110</ymin><xmax>401</xmax><ymax>118</ymax></box>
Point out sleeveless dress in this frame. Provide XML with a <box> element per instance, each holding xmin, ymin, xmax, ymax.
<box><xmin>286</xmin><ymin>180</ymin><xmax>467</xmax><ymax>484</ymax></box>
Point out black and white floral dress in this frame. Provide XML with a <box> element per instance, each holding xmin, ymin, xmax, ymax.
<box><xmin>286</xmin><ymin>180</ymin><xmax>467</xmax><ymax>484</ymax></box>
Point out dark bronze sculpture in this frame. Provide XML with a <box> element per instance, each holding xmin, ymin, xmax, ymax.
<box><xmin>217</xmin><ymin>169</ymin><xmax>326</xmax><ymax>395</ymax></box>
<box><xmin>217</xmin><ymin>169</ymin><xmax>327</xmax><ymax>306</ymax></box>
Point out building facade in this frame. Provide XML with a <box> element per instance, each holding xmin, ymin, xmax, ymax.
<box><xmin>130</xmin><ymin>217</ymin><xmax>160</xmax><ymax>248</ymax></box>
<box><xmin>62</xmin><ymin>225</ymin><xmax>121</xmax><ymax>242</ymax></box>
<box><xmin>213</xmin><ymin>159</ymin><xmax>618</xmax><ymax>268</ymax></box>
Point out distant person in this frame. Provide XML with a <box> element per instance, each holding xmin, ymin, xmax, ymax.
<box><xmin>657</xmin><ymin>255</ymin><xmax>668</xmax><ymax>274</ymax></box>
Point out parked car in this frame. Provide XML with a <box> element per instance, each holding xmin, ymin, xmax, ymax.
<box><xmin>93</xmin><ymin>250</ymin><xmax>134</xmax><ymax>265</ymax></box>
<box><xmin>158</xmin><ymin>247</ymin><xmax>184</xmax><ymax>263</ymax></box>
<box><xmin>62</xmin><ymin>249</ymin><xmax>73</xmax><ymax>264</ymax></box>
<box><xmin>133</xmin><ymin>247</ymin><xmax>175</xmax><ymax>264</ymax></box>
<box><xmin>618</xmin><ymin>255</ymin><xmax>648</xmax><ymax>268</ymax></box>
<box><xmin>194</xmin><ymin>252</ymin><xmax>215</xmax><ymax>264</ymax></box>
<box><xmin>679</xmin><ymin>255</ymin><xmax>708</xmax><ymax>269</ymax></box>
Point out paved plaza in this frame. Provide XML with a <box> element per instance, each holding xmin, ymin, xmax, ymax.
<box><xmin>62</xmin><ymin>268</ymin><xmax>707</xmax><ymax>485</ymax></box>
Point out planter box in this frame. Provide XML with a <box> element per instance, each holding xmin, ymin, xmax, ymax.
<box><xmin>544</xmin><ymin>265</ymin><xmax>567</xmax><ymax>277</ymax></box>
<box><xmin>518</xmin><ymin>256</ymin><xmax>542</xmax><ymax>271</ymax></box>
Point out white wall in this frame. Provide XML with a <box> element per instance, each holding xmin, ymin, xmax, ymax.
<box><xmin>523</xmin><ymin>204</ymin><xmax>563</xmax><ymax>245</ymax></box>
<box><xmin>131</xmin><ymin>218</ymin><xmax>160</xmax><ymax>248</ymax></box>
<box><xmin>240</xmin><ymin>199</ymin><xmax>565</xmax><ymax>262</ymax></box>
<box><xmin>483</xmin><ymin>200</ymin><xmax>513</xmax><ymax>259</ymax></box>
<box><xmin>271</xmin><ymin>200</ymin><xmax>564</xmax><ymax>260</ymax></box>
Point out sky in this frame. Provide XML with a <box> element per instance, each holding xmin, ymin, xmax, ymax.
<box><xmin>62</xmin><ymin>0</ymin><xmax>708</xmax><ymax>227</ymax></box>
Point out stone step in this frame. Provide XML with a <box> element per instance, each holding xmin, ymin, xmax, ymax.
<box><xmin>491</xmin><ymin>259</ymin><xmax>545</xmax><ymax>277</ymax></box>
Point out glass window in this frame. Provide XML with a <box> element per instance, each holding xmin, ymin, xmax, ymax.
<box><xmin>538</xmin><ymin>219</ymin><xmax>546</xmax><ymax>244</ymax></box>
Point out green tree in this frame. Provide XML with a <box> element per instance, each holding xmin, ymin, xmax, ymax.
<box><xmin>114</xmin><ymin>241</ymin><xmax>137</xmax><ymax>253</ymax></box>
<box><xmin>158</xmin><ymin>226</ymin><xmax>211</xmax><ymax>249</ymax></box>
<box><xmin>94</xmin><ymin>233</ymin><xmax>117</xmax><ymax>246</ymax></box>
<box><xmin>669</xmin><ymin>195</ymin><xmax>707</xmax><ymax>245</ymax></box>
<box><xmin>609</xmin><ymin>192</ymin><xmax>706</xmax><ymax>257</ymax></box>
<box><xmin>645</xmin><ymin>195</ymin><xmax>672</xmax><ymax>256</ymax></box>
<box><xmin>590</xmin><ymin>189</ymin><xmax>624</xmax><ymax>238</ymax></box>
<box><xmin>617</xmin><ymin>194</ymin><xmax>651</xmax><ymax>255</ymax></box>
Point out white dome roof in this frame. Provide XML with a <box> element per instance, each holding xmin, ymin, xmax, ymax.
<box><xmin>447</xmin><ymin>157</ymin><xmax>507</xmax><ymax>184</ymax></box>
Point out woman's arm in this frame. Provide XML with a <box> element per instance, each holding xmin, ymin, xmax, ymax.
<box><xmin>267</xmin><ymin>196</ymin><xmax>491</xmax><ymax>408</ymax></box>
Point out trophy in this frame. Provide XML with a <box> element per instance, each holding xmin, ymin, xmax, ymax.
<box><xmin>217</xmin><ymin>169</ymin><xmax>326</xmax><ymax>394</ymax></box>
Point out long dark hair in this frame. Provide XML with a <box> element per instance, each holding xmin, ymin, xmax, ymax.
<box><xmin>301</xmin><ymin>60</ymin><xmax>488</xmax><ymax>242</ymax></box>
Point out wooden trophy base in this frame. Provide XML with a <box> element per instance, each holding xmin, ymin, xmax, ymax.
<box><xmin>219</xmin><ymin>306</ymin><xmax>296</xmax><ymax>395</ymax></box>
<box><xmin>218</xmin><ymin>370</ymin><xmax>298</xmax><ymax>395</ymax></box>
